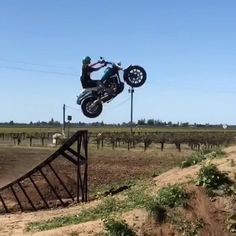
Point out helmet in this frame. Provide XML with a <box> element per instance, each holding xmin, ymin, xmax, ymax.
<box><xmin>82</xmin><ymin>56</ymin><xmax>91</xmax><ymax>65</ymax></box>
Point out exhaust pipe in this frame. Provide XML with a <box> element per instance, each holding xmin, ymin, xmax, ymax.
<box><xmin>92</xmin><ymin>93</ymin><xmax>112</xmax><ymax>107</ymax></box>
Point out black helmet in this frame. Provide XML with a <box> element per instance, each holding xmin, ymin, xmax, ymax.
<box><xmin>82</xmin><ymin>56</ymin><xmax>91</xmax><ymax>65</ymax></box>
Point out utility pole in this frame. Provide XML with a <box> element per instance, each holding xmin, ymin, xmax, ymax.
<box><xmin>62</xmin><ymin>104</ymin><xmax>65</xmax><ymax>136</ymax></box>
<box><xmin>67</xmin><ymin>115</ymin><xmax>72</xmax><ymax>138</ymax></box>
<box><xmin>128</xmin><ymin>87</ymin><xmax>134</xmax><ymax>133</ymax></box>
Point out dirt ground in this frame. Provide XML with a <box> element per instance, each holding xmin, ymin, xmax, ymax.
<box><xmin>0</xmin><ymin>146</ymin><xmax>53</xmax><ymax>187</ymax></box>
<box><xmin>0</xmin><ymin>144</ymin><xmax>235</xmax><ymax>235</ymax></box>
<box><xmin>0</xmin><ymin>143</ymin><xmax>192</xmax><ymax>190</ymax></box>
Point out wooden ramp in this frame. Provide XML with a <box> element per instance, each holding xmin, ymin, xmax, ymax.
<box><xmin>0</xmin><ymin>130</ymin><xmax>88</xmax><ymax>214</ymax></box>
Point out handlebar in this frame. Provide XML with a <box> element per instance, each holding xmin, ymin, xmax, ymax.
<box><xmin>99</xmin><ymin>57</ymin><xmax>123</xmax><ymax>70</ymax></box>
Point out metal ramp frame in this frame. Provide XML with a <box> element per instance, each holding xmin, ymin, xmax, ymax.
<box><xmin>0</xmin><ymin>130</ymin><xmax>88</xmax><ymax>213</ymax></box>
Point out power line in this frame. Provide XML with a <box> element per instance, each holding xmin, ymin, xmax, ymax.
<box><xmin>0</xmin><ymin>57</ymin><xmax>78</xmax><ymax>70</ymax></box>
<box><xmin>65</xmin><ymin>96</ymin><xmax>130</xmax><ymax>114</ymax></box>
<box><xmin>105</xmin><ymin>97</ymin><xmax>130</xmax><ymax>111</ymax></box>
<box><xmin>0</xmin><ymin>65</ymin><xmax>79</xmax><ymax>77</ymax></box>
<box><xmin>65</xmin><ymin>104</ymin><xmax>81</xmax><ymax>111</ymax></box>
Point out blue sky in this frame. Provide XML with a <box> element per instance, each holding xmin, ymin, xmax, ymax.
<box><xmin>0</xmin><ymin>0</ymin><xmax>236</xmax><ymax>125</ymax></box>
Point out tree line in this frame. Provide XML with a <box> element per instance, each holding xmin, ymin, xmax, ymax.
<box><xmin>0</xmin><ymin>118</ymin><xmax>235</xmax><ymax>129</ymax></box>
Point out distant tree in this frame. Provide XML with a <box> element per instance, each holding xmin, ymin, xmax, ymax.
<box><xmin>122</xmin><ymin>122</ymin><xmax>128</xmax><ymax>126</ymax></box>
<box><xmin>147</xmin><ymin>119</ymin><xmax>155</xmax><ymax>126</ymax></box>
<box><xmin>181</xmin><ymin>122</ymin><xmax>189</xmax><ymax>127</ymax></box>
<box><xmin>9</xmin><ymin>120</ymin><xmax>14</xmax><ymax>125</ymax></box>
<box><xmin>49</xmin><ymin>118</ymin><xmax>54</xmax><ymax>125</ymax></box>
<box><xmin>155</xmin><ymin>119</ymin><xmax>164</xmax><ymax>126</ymax></box>
<box><xmin>137</xmin><ymin>119</ymin><xmax>146</xmax><ymax>125</ymax></box>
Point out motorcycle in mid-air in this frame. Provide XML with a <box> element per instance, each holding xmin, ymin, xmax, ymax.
<box><xmin>77</xmin><ymin>58</ymin><xmax>147</xmax><ymax>118</ymax></box>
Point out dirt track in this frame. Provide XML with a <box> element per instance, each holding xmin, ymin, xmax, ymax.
<box><xmin>0</xmin><ymin>146</ymin><xmax>53</xmax><ymax>187</ymax></box>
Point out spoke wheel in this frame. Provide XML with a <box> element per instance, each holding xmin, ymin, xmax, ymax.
<box><xmin>81</xmin><ymin>97</ymin><xmax>103</xmax><ymax>118</ymax></box>
<box><xmin>124</xmin><ymin>65</ymin><xmax>147</xmax><ymax>87</ymax></box>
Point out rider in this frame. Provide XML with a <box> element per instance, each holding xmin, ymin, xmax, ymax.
<box><xmin>80</xmin><ymin>56</ymin><xmax>106</xmax><ymax>89</ymax></box>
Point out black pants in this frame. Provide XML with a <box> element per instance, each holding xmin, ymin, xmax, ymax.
<box><xmin>81</xmin><ymin>77</ymin><xmax>99</xmax><ymax>88</ymax></box>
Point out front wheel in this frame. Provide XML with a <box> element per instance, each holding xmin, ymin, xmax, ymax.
<box><xmin>123</xmin><ymin>65</ymin><xmax>147</xmax><ymax>88</ymax></box>
<box><xmin>81</xmin><ymin>97</ymin><xmax>103</xmax><ymax>118</ymax></box>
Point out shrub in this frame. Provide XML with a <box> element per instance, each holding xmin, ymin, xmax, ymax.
<box><xmin>181</xmin><ymin>149</ymin><xmax>225</xmax><ymax>168</ymax></box>
<box><xmin>103</xmin><ymin>218</ymin><xmax>136</xmax><ymax>236</ymax></box>
<box><xmin>157</xmin><ymin>184</ymin><xmax>188</xmax><ymax>208</ymax></box>
<box><xmin>181</xmin><ymin>154</ymin><xmax>203</xmax><ymax>168</ymax></box>
<box><xmin>196</xmin><ymin>163</ymin><xmax>234</xmax><ymax>195</ymax></box>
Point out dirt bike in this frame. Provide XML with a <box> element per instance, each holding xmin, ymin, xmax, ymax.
<box><xmin>77</xmin><ymin>58</ymin><xmax>147</xmax><ymax>118</ymax></box>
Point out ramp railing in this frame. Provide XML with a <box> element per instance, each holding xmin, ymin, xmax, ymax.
<box><xmin>0</xmin><ymin>130</ymin><xmax>88</xmax><ymax>213</ymax></box>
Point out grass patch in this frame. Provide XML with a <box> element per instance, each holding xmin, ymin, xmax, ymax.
<box><xmin>181</xmin><ymin>149</ymin><xmax>225</xmax><ymax>168</ymax></box>
<box><xmin>144</xmin><ymin>184</ymin><xmax>187</xmax><ymax>223</ymax></box>
<box><xmin>126</xmin><ymin>182</ymin><xmax>152</xmax><ymax>208</ymax></box>
<box><xmin>103</xmin><ymin>217</ymin><xmax>136</xmax><ymax>236</ymax></box>
<box><xmin>26</xmin><ymin>182</ymin><xmax>152</xmax><ymax>232</ymax></box>
<box><xmin>26</xmin><ymin>183</ymin><xmax>187</xmax><ymax>232</ymax></box>
<box><xmin>26</xmin><ymin>197</ymin><xmax>129</xmax><ymax>232</ymax></box>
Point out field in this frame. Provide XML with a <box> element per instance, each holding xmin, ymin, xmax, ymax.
<box><xmin>0</xmin><ymin>142</ymin><xmax>193</xmax><ymax>195</ymax></box>
<box><xmin>1</xmin><ymin>124</ymin><xmax>236</xmax><ymax>134</ymax></box>
<box><xmin>0</xmin><ymin>126</ymin><xmax>235</xmax><ymax>235</ymax></box>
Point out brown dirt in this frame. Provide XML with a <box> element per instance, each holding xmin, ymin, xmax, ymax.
<box><xmin>0</xmin><ymin>145</ymin><xmax>191</xmax><ymax>189</ymax></box>
<box><xmin>0</xmin><ymin>145</ymin><xmax>235</xmax><ymax>235</ymax></box>
<box><xmin>139</xmin><ymin>185</ymin><xmax>233</xmax><ymax>236</ymax></box>
<box><xmin>0</xmin><ymin>146</ymin><xmax>54</xmax><ymax>187</ymax></box>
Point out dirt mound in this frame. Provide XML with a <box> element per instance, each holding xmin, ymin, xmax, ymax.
<box><xmin>33</xmin><ymin>185</ymin><xmax>233</xmax><ymax>236</ymax></box>
<box><xmin>139</xmin><ymin>185</ymin><xmax>233</xmax><ymax>236</ymax></box>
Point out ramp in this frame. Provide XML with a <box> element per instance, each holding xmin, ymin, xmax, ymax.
<box><xmin>0</xmin><ymin>130</ymin><xmax>88</xmax><ymax>213</ymax></box>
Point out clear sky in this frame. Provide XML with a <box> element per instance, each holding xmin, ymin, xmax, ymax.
<box><xmin>0</xmin><ymin>0</ymin><xmax>236</xmax><ymax>125</ymax></box>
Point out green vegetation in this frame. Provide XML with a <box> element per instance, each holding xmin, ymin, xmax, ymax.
<box><xmin>125</xmin><ymin>182</ymin><xmax>152</xmax><ymax>208</ymax></box>
<box><xmin>181</xmin><ymin>149</ymin><xmax>225</xmax><ymax>168</ymax></box>
<box><xmin>103</xmin><ymin>218</ymin><xmax>136</xmax><ymax>236</ymax></box>
<box><xmin>145</xmin><ymin>199</ymin><xmax>167</xmax><ymax>223</ymax></box>
<box><xmin>144</xmin><ymin>184</ymin><xmax>187</xmax><ymax>223</ymax></box>
<box><xmin>26</xmin><ymin>182</ymin><xmax>189</xmax><ymax>232</ymax></box>
<box><xmin>26</xmin><ymin>197</ymin><xmax>128</xmax><ymax>232</ymax></box>
<box><xmin>196</xmin><ymin>163</ymin><xmax>234</xmax><ymax>196</ymax></box>
<box><xmin>156</xmin><ymin>184</ymin><xmax>188</xmax><ymax>208</ymax></box>
<box><xmin>1</xmin><ymin>123</ymin><xmax>236</xmax><ymax>134</ymax></box>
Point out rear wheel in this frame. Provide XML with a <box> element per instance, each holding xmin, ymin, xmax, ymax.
<box><xmin>124</xmin><ymin>65</ymin><xmax>147</xmax><ymax>87</ymax></box>
<box><xmin>81</xmin><ymin>97</ymin><xmax>103</xmax><ymax>118</ymax></box>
